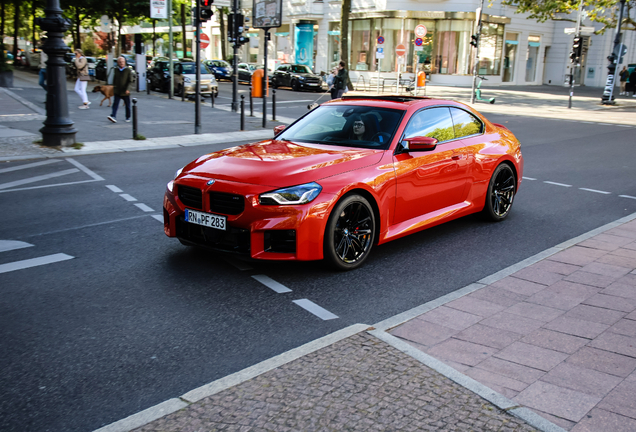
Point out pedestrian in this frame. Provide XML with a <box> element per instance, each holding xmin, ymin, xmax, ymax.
<box><xmin>107</xmin><ymin>56</ymin><xmax>133</xmax><ymax>123</ymax></box>
<box><xmin>38</xmin><ymin>40</ymin><xmax>48</xmax><ymax>93</ymax></box>
<box><xmin>73</xmin><ymin>49</ymin><xmax>91</xmax><ymax>109</ymax></box>
<box><xmin>334</xmin><ymin>60</ymin><xmax>348</xmax><ymax>99</ymax></box>
<box><xmin>630</xmin><ymin>68</ymin><xmax>636</xmax><ymax>98</ymax></box>
<box><xmin>328</xmin><ymin>67</ymin><xmax>338</xmax><ymax>99</ymax></box>
<box><xmin>619</xmin><ymin>66</ymin><xmax>628</xmax><ymax>95</ymax></box>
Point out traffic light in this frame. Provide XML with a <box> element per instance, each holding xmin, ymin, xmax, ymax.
<box><xmin>199</xmin><ymin>0</ymin><xmax>214</xmax><ymax>22</ymax></box>
<box><xmin>470</xmin><ymin>34</ymin><xmax>478</xmax><ymax>48</ymax></box>
<box><xmin>570</xmin><ymin>36</ymin><xmax>582</xmax><ymax>63</ymax></box>
<box><xmin>228</xmin><ymin>13</ymin><xmax>245</xmax><ymax>44</ymax></box>
<box><xmin>237</xmin><ymin>35</ymin><xmax>250</xmax><ymax>46</ymax></box>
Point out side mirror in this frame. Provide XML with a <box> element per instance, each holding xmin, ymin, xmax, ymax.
<box><xmin>273</xmin><ymin>125</ymin><xmax>286</xmax><ymax>135</ymax></box>
<box><xmin>405</xmin><ymin>136</ymin><xmax>438</xmax><ymax>151</ymax></box>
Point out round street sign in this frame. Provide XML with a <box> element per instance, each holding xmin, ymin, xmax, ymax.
<box><xmin>396</xmin><ymin>44</ymin><xmax>406</xmax><ymax>56</ymax></box>
<box><xmin>377</xmin><ymin>36</ymin><xmax>384</xmax><ymax>45</ymax></box>
<box><xmin>200</xmin><ymin>33</ymin><xmax>210</xmax><ymax>49</ymax></box>
<box><xmin>415</xmin><ymin>24</ymin><xmax>427</xmax><ymax>38</ymax></box>
<box><xmin>415</xmin><ymin>38</ymin><xmax>423</xmax><ymax>46</ymax></box>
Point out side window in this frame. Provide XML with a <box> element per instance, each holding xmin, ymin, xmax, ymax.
<box><xmin>450</xmin><ymin>108</ymin><xmax>483</xmax><ymax>138</ymax></box>
<box><xmin>403</xmin><ymin>107</ymin><xmax>455</xmax><ymax>143</ymax></box>
<box><xmin>175</xmin><ymin>64</ymin><xmax>182</xmax><ymax>74</ymax></box>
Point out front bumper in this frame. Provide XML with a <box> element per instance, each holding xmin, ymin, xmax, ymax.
<box><xmin>163</xmin><ymin>177</ymin><xmax>336</xmax><ymax>261</ymax></box>
<box><xmin>184</xmin><ymin>83</ymin><xmax>217</xmax><ymax>95</ymax></box>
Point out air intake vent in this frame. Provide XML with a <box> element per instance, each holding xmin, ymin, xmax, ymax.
<box><xmin>210</xmin><ymin>192</ymin><xmax>244</xmax><ymax>215</ymax></box>
<box><xmin>178</xmin><ymin>185</ymin><xmax>203</xmax><ymax>209</ymax></box>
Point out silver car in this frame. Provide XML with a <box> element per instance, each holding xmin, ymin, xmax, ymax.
<box><xmin>174</xmin><ymin>62</ymin><xmax>219</xmax><ymax>97</ymax></box>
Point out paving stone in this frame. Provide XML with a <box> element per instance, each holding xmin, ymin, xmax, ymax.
<box><xmin>494</xmin><ymin>342</ymin><xmax>568</xmax><ymax>371</ymax></box>
<box><xmin>490</xmin><ymin>277</ymin><xmax>548</xmax><ymax>296</ymax></box>
<box><xmin>610</xmin><ymin>247</ymin><xmax>636</xmax><ymax>259</ymax></box>
<box><xmin>596</xmin><ymin>254</ymin><xmax>636</xmax><ymax>270</ymax></box>
<box><xmin>427</xmin><ymin>338</ymin><xmax>496</xmax><ymax>367</ymax></box>
<box><xmin>602</xmin><ymin>280</ymin><xmax>636</xmax><ymax>300</ymax></box>
<box><xmin>597</xmin><ymin>379</ymin><xmax>636</xmax><ymax>419</ymax></box>
<box><xmin>525</xmin><ymin>280</ymin><xmax>599</xmax><ymax>310</ymax></box>
<box><xmin>582</xmin><ymin>293</ymin><xmax>636</xmax><ymax>313</ymax></box>
<box><xmin>514</xmin><ymin>381</ymin><xmax>601</xmax><ymax>422</ymax></box>
<box><xmin>523</xmin><ymin>260</ymin><xmax>581</xmax><ymax>276</ymax></box>
<box><xmin>468</xmin><ymin>285</ymin><xmax>529</xmax><ymax>307</ymax></box>
<box><xmin>504</xmin><ymin>302</ymin><xmax>565</xmax><ymax>322</ymax></box>
<box><xmin>544</xmin><ymin>315</ymin><xmax>609</xmax><ymax>339</ymax></box>
<box><xmin>531</xmin><ymin>410</ymin><xmax>577</xmax><ymax>431</ymax></box>
<box><xmin>453</xmin><ymin>324</ymin><xmax>523</xmax><ymax>350</ymax></box>
<box><xmin>510</xmin><ymin>267</ymin><xmax>565</xmax><ymax>286</ymax></box>
<box><xmin>392</xmin><ymin>318</ymin><xmax>458</xmax><ymax>347</ymax></box>
<box><xmin>588</xmin><ymin>331</ymin><xmax>636</xmax><ymax>358</ymax></box>
<box><xmin>539</xmin><ymin>362</ymin><xmax>623</xmax><ymax>397</ymax></box>
<box><xmin>418</xmin><ymin>306</ymin><xmax>483</xmax><ymax>331</ymax></box>
<box><xmin>566</xmin><ymin>347</ymin><xmax>636</xmax><ymax>377</ymax></box>
<box><xmin>521</xmin><ymin>328</ymin><xmax>589</xmax><ymax>354</ymax></box>
<box><xmin>445</xmin><ymin>296</ymin><xmax>507</xmax><ymax>317</ymax></box>
<box><xmin>465</xmin><ymin>366</ymin><xmax>529</xmax><ymax>392</ymax></box>
<box><xmin>564</xmin><ymin>270</ymin><xmax>618</xmax><ymax>288</ymax></box>
<box><xmin>480</xmin><ymin>311</ymin><xmax>544</xmax><ymax>335</ymax></box>
<box><xmin>564</xmin><ymin>304</ymin><xmax>625</xmax><ymax>325</ymax></box>
<box><xmin>626</xmin><ymin>309</ymin><xmax>636</xmax><ymax>320</ymax></box>
<box><xmin>608</xmin><ymin>319</ymin><xmax>636</xmax><ymax>337</ymax></box>
<box><xmin>581</xmin><ymin>262</ymin><xmax>633</xmax><ymax>278</ymax></box>
<box><xmin>571</xmin><ymin>408</ymin><xmax>636</xmax><ymax>432</ymax></box>
<box><xmin>548</xmin><ymin>247</ymin><xmax>608</xmax><ymax>266</ymax></box>
<box><xmin>605</xmin><ymin>228</ymin><xmax>636</xmax><ymax>240</ymax></box>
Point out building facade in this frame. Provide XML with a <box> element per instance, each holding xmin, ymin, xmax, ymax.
<box><xmin>202</xmin><ymin>0</ymin><xmax>635</xmax><ymax>87</ymax></box>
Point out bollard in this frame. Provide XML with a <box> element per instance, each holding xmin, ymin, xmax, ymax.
<box><xmin>181</xmin><ymin>84</ymin><xmax>184</xmax><ymax>102</ymax></box>
<box><xmin>211</xmin><ymin>91</ymin><xmax>215</xmax><ymax>108</ymax></box>
<box><xmin>132</xmin><ymin>98</ymin><xmax>138</xmax><ymax>139</ymax></box>
<box><xmin>272</xmin><ymin>89</ymin><xmax>276</xmax><ymax>121</ymax></box>
<box><xmin>240</xmin><ymin>95</ymin><xmax>245</xmax><ymax>131</ymax></box>
<box><xmin>146</xmin><ymin>79</ymin><xmax>150</xmax><ymax>95</ymax></box>
<box><xmin>249</xmin><ymin>86</ymin><xmax>253</xmax><ymax>117</ymax></box>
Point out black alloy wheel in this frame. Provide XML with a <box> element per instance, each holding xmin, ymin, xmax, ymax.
<box><xmin>482</xmin><ymin>163</ymin><xmax>516</xmax><ymax>221</ymax></box>
<box><xmin>324</xmin><ymin>195</ymin><xmax>375</xmax><ymax>270</ymax></box>
<box><xmin>291</xmin><ymin>80</ymin><xmax>300</xmax><ymax>91</ymax></box>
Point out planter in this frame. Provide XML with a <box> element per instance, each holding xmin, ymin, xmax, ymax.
<box><xmin>0</xmin><ymin>70</ymin><xmax>14</xmax><ymax>88</ymax></box>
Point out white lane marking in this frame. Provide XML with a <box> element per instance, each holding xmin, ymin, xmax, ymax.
<box><xmin>0</xmin><ymin>159</ymin><xmax>62</xmax><ymax>174</ymax></box>
<box><xmin>293</xmin><ymin>299</ymin><xmax>339</xmax><ymax>320</ymax></box>
<box><xmin>151</xmin><ymin>214</ymin><xmax>163</xmax><ymax>222</ymax></box>
<box><xmin>252</xmin><ymin>275</ymin><xmax>292</xmax><ymax>293</ymax></box>
<box><xmin>275</xmin><ymin>100</ymin><xmax>313</xmax><ymax>104</ymax></box>
<box><xmin>224</xmin><ymin>258</ymin><xmax>253</xmax><ymax>271</ymax></box>
<box><xmin>65</xmin><ymin>158</ymin><xmax>104</xmax><ymax>181</ymax></box>
<box><xmin>0</xmin><ymin>253</ymin><xmax>74</xmax><ymax>274</ymax></box>
<box><xmin>522</xmin><ymin>176</ymin><xmax>536</xmax><ymax>181</ymax></box>
<box><xmin>120</xmin><ymin>194</ymin><xmax>138</xmax><ymax>202</ymax></box>
<box><xmin>620</xmin><ymin>195</ymin><xmax>636</xmax><ymax>200</ymax></box>
<box><xmin>579</xmin><ymin>188</ymin><xmax>611</xmax><ymax>195</ymax></box>
<box><xmin>0</xmin><ymin>168</ymin><xmax>79</xmax><ymax>190</ymax></box>
<box><xmin>134</xmin><ymin>203</ymin><xmax>154</xmax><ymax>212</ymax></box>
<box><xmin>0</xmin><ymin>179</ymin><xmax>100</xmax><ymax>193</ymax></box>
<box><xmin>543</xmin><ymin>181</ymin><xmax>572</xmax><ymax>188</ymax></box>
<box><xmin>106</xmin><ymin>185</ymin><xmax>123</xmax><ymax>193</ymax></box>
<box><xmin>0</xmin><ymin>240</ymin><xmax>34</xmax><ymax>253</ymax></box>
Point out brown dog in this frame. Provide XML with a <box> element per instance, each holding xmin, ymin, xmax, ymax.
<box><xmin>92</xmin><ymin>85</ymin><xmax>114</xmax><ymax>107</ymax></box>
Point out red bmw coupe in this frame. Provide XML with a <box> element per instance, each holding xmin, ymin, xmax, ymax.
<box><xmin>163</xmin><ymin>95</ymin><xmax>523</xmax><ymax>270</ymax></box>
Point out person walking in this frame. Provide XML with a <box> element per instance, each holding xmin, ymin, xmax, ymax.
<box><xmin>328</xmin><ymin>67</ymin><xmax>338</xmax><ymax>99</ymax></box>
<box><xmin>333</xmin><ymin>61</ymin><xmax>348</xmax><ymax>99</ymax></box>
<box><xmin>38</xmin><ymin>41</ymin><xmax>48</xmax><ymax>92</ymax></box>
<box><xmin>73</xmin><ymin>49</ymin><xmax>90</xmax><ymax>109</ymax></box>
<box><xmin>107</xmin><ymin>56</ymin><xmax>133</xmax><ymax>123</ymax></box>
<box><xmin>619</xmin><ymin>66</ymin><xmax>629</xmax><ymax>95</ymax></box>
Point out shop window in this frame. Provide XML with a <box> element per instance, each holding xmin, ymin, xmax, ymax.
<box><xmin>434</xmin><ymin>20</ymin><xmax>472</xmax><ymax>75</ymax></box>
<box><xmin>525</xmin><ymin>35</ymin><xmax>540</xmax><ymax>82</ymax></box>
<box><xmin>503</xmin><ymin>33</ymin><xmax>518</xmax><ymax>82</ymax></box>
<box><xmin>478</xmin><ymin>23</ymin><xmax>504</xmax><ymax>75</ymax></box>
<box><xmin>327</xmin><ymin>23</ymin><xmax>340</xmax><ymax>70</ymax></box>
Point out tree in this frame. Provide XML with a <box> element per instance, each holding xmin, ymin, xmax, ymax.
<box><xmin>498</xmin><ymin>0</ymin><xmax>636</xmax><ymax>34</ymax></box>
<box><xmin>218</xmin><ymin>7</ymin><xmax>229</xmax><ymax>60</ymax></box>
<box><xmin>340</xmin><ymin>0</ymin><xmax>352</xmax><ymax>89</ymax></box>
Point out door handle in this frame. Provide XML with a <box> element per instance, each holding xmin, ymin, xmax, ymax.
<box><xmin>452</xmin><ymin>155</ymin><xmax>461</xmax><ymax>160</ymax></box>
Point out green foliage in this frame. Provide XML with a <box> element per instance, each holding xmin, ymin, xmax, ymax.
<box><xmin>81</xmin><ymin>36</ymin><xmax>102</xmax><ymax>56</ymax></box>
<box><xmin>134</xmin><ymin>134</ymin><xmax>146</xmax><ymax>140</ymax></box>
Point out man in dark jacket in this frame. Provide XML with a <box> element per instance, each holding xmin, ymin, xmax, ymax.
<box><xmin>107</xmin><ymin>56</ymin><xmax>133</xmax><ymax>123</ymax></box>
<box><xmin>334</xmin><ymin>60</ymin><xmax>348</xmax><ymax>99</ymax></box>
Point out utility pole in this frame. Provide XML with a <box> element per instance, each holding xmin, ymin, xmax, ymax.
<box><xmin>602</xmin><ymin>0</ymin><xmax>626</xmax><ymax>105</ymax></box>
<box><xmin>263</xmin><ymin>28</ymin><xmax>269</xmax><ymax>128</ymax></box>
<box><xmin>195</xmin><ymin>0</ymin><xmax>201</xmax><ymax>134</ymax></box>
<box><xmin>568</xmin><ymin>0</ymin><xmax>584</xmax><ymax>109</ymax></box>
<box><xmin>168</xmin><ymin>0</ymin><xmax>174</xmax><ymax>99</ymax></box>
<box><xmin>470</xmin><ymin>0</ymin><xmax>484</xmax><ymax>105</ymax></box>
<box><xmin>231</xmin><ymin>0</ymin><xmax>239</xmax><ymax>112</ymax></box>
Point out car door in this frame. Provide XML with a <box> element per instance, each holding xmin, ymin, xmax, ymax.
<box><xmin>449</xmin><ymin>107</ymin><xmax>482</xmax><ymax>201</ymax></box>
<box><xmin>392</xmin><ymin>107</ymin><xmax>470</xmax><ymax>225</ymax></box>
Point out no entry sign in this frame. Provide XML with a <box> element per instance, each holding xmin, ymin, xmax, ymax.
<box><xmin>200</xmin><ymin>33</ymin><xmax>210</xmax><ymax>49</ymax></box>
<box><xmin>396</xmin><ymin>44</ymin><xmax>406</xmax><ymax>56</ymax></box>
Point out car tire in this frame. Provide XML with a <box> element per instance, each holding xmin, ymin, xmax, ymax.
<box><xmin>270</xmin><ymin>78</ymin><xmax>278</xmax><ymax>89</ymax></box>
<box><xmin>291</xmin><ymin>80</ymin><xmax>300</xmax><ymax>91</ymax></box>
<box><xmin>324</xmin><ymin>194</ymin><xmax>375</xmax><ymax>271</ymax></box>
<box><xmin>482</xmin><ymin>163</ymin><xmax>516</xmax><ymax>222</ymax></box>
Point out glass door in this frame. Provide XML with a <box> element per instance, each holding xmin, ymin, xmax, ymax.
<box><xmin>503</xmin><ymin>33</ymin><xmax>518</xmax><ymax>82</ymax></box>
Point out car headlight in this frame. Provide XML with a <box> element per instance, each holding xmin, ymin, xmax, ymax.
<box><xmin>298</xmin><ymin>76</ymin><xmax>306</xmax><ymax>81</ymax></box>
<box><xmin>260</xmin><ymin>182</ymin><xmax>322</xmax><ymax>205</ymax></box>
<box><xmin>183</xmin><ymin>76</ymin><xmax>191</xmax><ymax>83</ymax></box>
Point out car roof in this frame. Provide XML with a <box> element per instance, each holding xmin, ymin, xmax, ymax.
<box><xmin>326</xmin><ymin>94</ymin><xmax>474</xmax><ymax>111</ymax></box>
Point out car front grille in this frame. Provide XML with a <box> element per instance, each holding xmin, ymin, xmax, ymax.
<box><xmin>176</xmin><ymin>218</ymin><xmax>250</xmax><ymax>254</ymax></box>
<box><xmin>305</xmin><ymin>77</ymin><xmax>321</xmax><ymax>84</ymax></box>
<box><xmin>178</xmin><ymin>185</ymin><xmax>202</xmax><ymax>209</ymax></box>
<box><xmin>210</xmin><ymin>192</ymin><xmax>244</xmax><ymax>215</ymax></box>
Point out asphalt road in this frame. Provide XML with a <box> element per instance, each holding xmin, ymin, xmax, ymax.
<box><xmin>1</xmin><ymin>108</ymin><xmax>636</xmax><ymax>431</ymax></box>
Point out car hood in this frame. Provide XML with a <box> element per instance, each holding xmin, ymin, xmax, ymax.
<box><xmin>182</xmin><ymin>140</ymin><xmax>384</xmax><ymax>187</ymax></box>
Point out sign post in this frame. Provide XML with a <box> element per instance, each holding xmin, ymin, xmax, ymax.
<box><xmin>396</xmin><ymin>44</ymin><xmax>406</xmax><ymax>93</ymax></box>
<box><xmin>376</xmin><ymin>36</ymin><xmax>384</xmax><ymax>93</ymax></box>
<box><xmin>253</xmin><ymin>0</ymin><xmax>282</xmax><ymax>127</ymax></box>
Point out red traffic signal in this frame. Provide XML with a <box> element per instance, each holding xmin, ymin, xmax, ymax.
<box><xmin>199</xmin><ymin>0</ymin><xmax>213</xmax><ymax>21</ymax></box>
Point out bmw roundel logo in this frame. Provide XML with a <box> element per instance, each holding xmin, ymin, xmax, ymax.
<box><xmin>207</xmin><ymin>179</ymin><xmax>215</xmax><ymax>186</ymax></box>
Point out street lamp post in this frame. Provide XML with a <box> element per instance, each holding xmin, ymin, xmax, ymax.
<box><xmin>36</xmin><ymin>0</ymin><xmax>77</xmax><ymax>147</ymax></box>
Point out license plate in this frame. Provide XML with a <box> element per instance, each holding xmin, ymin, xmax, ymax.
<box><xmin>89</xmin><ymin>69</ymin><xmax>95</xmax><ymax>76</ymax></box>
<box><xmin>184</xmin><ymin>209</ymin><xmax>226</xmax><ymax>231</ymax></box>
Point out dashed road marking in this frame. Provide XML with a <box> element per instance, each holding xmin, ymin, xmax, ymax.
<box><xmin>106</xmin><ymin>185</ymin><xmax>123</xmax><ymax>193</ymax></box>
<box><xmin>0</xmin><ymin>253</ymin><xmax>74</xmax><ymax>274</ymax></box>
<box><xmin>579</xmin><ymin>188</ymin><xmax>611</xmax><ymax>195</ymax></box>
<box><xmin>151</xmin><ymin>214</ymin><xmax>163</xmax><ymax>222</ymax></box>
<box><xmin>65</xmin><ymin>158</ymin><xmax>104</xmax><ymax>181</ymax></box>
<box><xmin>543</xmin><ymin>181</ymin><xmax>572</xmax><ymax>187</ymax></box>
<box><xmin>135</xmin><ymin>203</ymin><xmax>154</xmax><ymax>212</ymax></box>
<box><xmin>292</xmin><ymin>299</ymin><xmax>339</xmax><ymax>320</ymax></box>
<box><xmin>252</xmin><ymin>275</ymin><xmax>292</xmax><ymax>293</ymax></box>
<box><xmin>620</xmin><ymin>195</ymin><xmax>636</xmax><ymax>200</ymax></box>
<box><xmin>0</xmin><ymin>240</ymin><xmax>34</xmax><ymax>253</ymax></box>
<box><xmin>120</xmin><ymin>194</ymin><xmax>137</xmax><ymax>202</ymax></box>
<box><xmin>0</xmin><ymin>159</ymin><xmax>62</xmax><ymax>174</ymax></box>
<box><xmin>522</xmin><ymin>176</ymin><xmax>536</xmax><ymax>181</ymax></box>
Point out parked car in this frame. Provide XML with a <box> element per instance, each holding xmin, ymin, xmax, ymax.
<box><xmin>270</xmin><ymin>63</ymin><xmax>324</xmax><ymax>91</ymax></box>
<box><xmin>174</xmin><ymin>61</ymin><xmax>218</xmax><ymax>97</ymax></box>
<box><xmin>237</xmin><ymin>63</ymin><xmax>264</xmax><ymax>83</ymax></box>
<box><xmin>204</xmin><ymin>59</ymin><xmax>232</xmax><ymax>81</ymax></box>
<box><xmin>163</xmin><ymin>95</ymin><xmax>523</xmax><ymax>270</ymax></box>
<box><xmin>148</xmin><ymin>58</ymin><xmax>172</xmax><ymax>92</ymax></box>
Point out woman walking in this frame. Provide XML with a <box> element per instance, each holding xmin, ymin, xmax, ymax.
<box><xmin>73</xmin><ymin>49</ymin><xmax>91</xmax><ymax>109</ymax></box>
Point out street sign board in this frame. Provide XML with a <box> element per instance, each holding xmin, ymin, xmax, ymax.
<box><xmin>150</xmin><ymin>0</ymin><xmax>168</xmax><ymax>19</ymax></box>
<box><xmin>377</xmin><ymin>36</ymin><xmax>384</xmax><ymax>45</ymax></box>
<box><xmin>564</xmin><ymin>27</ymin><xmax>576</xmax><ymax>34</ymax></box>
<box><xmin>212</xmin><ymin>0</ymin><xmax>231</xmax><ymax>6</ymax></box>
<box><xmin>253</xmin><ymin>0</ymin><xmax>283</xmax><ymax>28</ymax></box>
<box><xmin>580</xmin><ymin>26</ymin><xmax>595</xmax><ymax>35</ymax></box>
<box><xmin>200</xmin><ymin>33</ymin><xmax>210</xmax><ymax>49</ymax></box>
<box><xmin>415</xmin><ymin>25</ymin><xmax>427</xmax><ymax>38</ymax></box>
<box><xmin>396</xmin><ymin>44</ymin><xmax>406</xmax><ymax>56</ymax></box>
<box><xmin>414</xmin><ymin>38</ymin><xmax>423</xmax><ymax>46</ymax></box>
<box><xmin>414</xmin><ymin>46</ymin><xmax>423</xmax><ymax>51</ymax></box>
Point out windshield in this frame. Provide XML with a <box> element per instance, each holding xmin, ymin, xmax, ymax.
<box><xmin>290</xmin><ymin>65</ymin><xmax>312</xmax><ymax>74</ymax></box>
<box><xmin>212</xmin><ymin>60</ymin><xmax>230</xmax><ymax>68</ymax></box>
<box><xmin>278</xmin><ymin>105</ymin><xmax>403</xmax><ymax>150</ymax></box>
<box><xmin>181</xmin><ymin>63</ymin><xmax>211</xmax><ymax>74</ymax></box>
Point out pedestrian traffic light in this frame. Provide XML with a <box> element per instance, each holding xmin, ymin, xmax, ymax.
<box><xmin>470</xmin><ymin>34</ymin><xmax>478</xmax><ymax>48</ymax></box>
<box><xmin>199</xmin><ymin>0</ymin><xmax>214</xmax><ymax>21</ymax></box>
<box><xmin>237</xmin><ymin>35</ymin><xmax>250</xmax><ymax>46</ymax></box>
